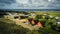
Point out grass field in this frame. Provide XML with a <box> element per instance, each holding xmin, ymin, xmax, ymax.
<box><xmin>34</xmin><ymin>11</ymin><xmax>60</xmax><ymax>17</ymax></box>
<box><xmin>0</xmin><ymin>11</ymin><xmax>60</xmax><ymax>34</ymax></box>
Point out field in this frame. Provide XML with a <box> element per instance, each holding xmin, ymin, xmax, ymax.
<box><xmin>34</xmin><ymin>11</ymin><xmax>60</xmax><ymax>17</ymax></box>
<box><xmin>0</xmin><ymin>11</ymin><xmax>60</xmax><ymax>34</ymax></box>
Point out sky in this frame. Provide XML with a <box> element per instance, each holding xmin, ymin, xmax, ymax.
<box><xmin>0</xmin><ymin>0</ymin><xmax>60</xmax><ymax>9</ymax></box>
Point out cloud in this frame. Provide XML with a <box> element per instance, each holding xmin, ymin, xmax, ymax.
<box><xmin>0</xmin><ymin>0</ymin><xmax>15</xmax><ymax>4</ymax></box>
<box><xmin>16</xmin><ymin>0</ymin><xmax>29</xmax><ymax>4</ymax></box>
<box><xmin>0</xmin><ymin>0</ymin><xmax>60</xmax><ymax>9</ymax></box>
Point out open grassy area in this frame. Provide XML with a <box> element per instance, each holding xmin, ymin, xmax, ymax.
<box><xmin>0</xmin><ymin>18</ymin><xmax>31</xmax><ymax>34</ymax></box>
<box><xmin>0</xmin><ymin>11</ymin><xmax>60</xmax><ymax>34</ymax></box>
<box><xmin>35</xmin><ymin>12</ymin><xmax>60</xmax><ymax>17</ymax></box>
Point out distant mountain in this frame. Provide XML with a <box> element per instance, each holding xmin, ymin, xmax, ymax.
<box><xmin>0</xmin><ymin>9</ymin><xmax>60</xmax><ymax>11</ymax></box>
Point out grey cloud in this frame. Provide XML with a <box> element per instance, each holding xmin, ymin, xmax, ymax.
<box><xmin>0</xmin><ymin>0</ymin><xmax>60</xmax><ymax>9</ymax></box>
